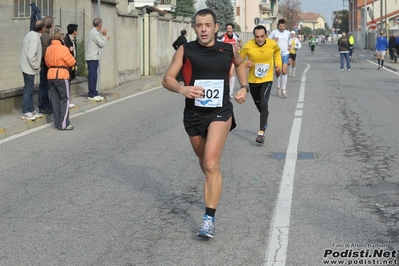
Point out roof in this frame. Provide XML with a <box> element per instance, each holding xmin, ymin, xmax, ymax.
<box><xmin>299</xmin><ymin>12</ymin><xmax>324</xmax><ymax>22</ymax></box>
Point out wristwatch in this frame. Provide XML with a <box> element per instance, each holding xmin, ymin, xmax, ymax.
<box><xmin>240</xmin><ymin>85</ymin><xmax>249</xmax><ymax>92</ymax></box>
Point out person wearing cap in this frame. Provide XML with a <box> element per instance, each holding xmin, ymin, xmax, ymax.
<box><xmin>45</xmin><ymin>26</ymin><xmax>76</xmax><ymax>130</ymax></box>
<box><xmin>288</xmin><ymin>30</ymin><xmax>302</xmax><ymax>77</ymax></box>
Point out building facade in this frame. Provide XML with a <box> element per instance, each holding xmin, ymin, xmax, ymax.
<box><xmin>233</xmin><ymin>0</ymin><xmax>280</xmax><ymax>32</ymax></box>
<box><xmin>349</xmin><ymin>0</ymin><xmax>399</xmax><ymax>49</ymax></box>
<box><xmin>0</xmin><ymin>0</ymin><xmax>190</xmax><ymax>115</ymax></box>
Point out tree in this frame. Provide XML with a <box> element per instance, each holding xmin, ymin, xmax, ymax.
<box><xmin>301</xmin><ymin>26</ymin><xmax>312</xmax><ymax>37</ymax></box>
<box><xmin>173</xmin><ymin>0</ymin><xmax>196</xmax><ymax>20</ymax></box>
<box><xmin>205</xmin><ymin>0</ymin><xmax>234</xmax><ymax>32</ymax></box>
<box><xmin>334</xmin><ymin>9</ymin><xmax>349</xmax><ymax>34</ymax></box>
<box><xmin>279</xmin><ymin>0</ymin><xmax>302</xmax><ymax>30</ymax></box>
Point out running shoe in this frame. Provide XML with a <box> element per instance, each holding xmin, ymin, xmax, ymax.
<box><xmin>57</xmin><ymin>125</ymin><xmax>74</xmax><ymax>131</ymax></box>
<box><xmin>21</xmin><ymin>112</ymin><xmax>36</xmax><ymax>120</ymax></box>
<box><xmin>32</xmin><ymin>111</ymin><xmax>43</xmax><ymax>118</ymax></box>
<box><xmin>255</xmin><ymin>130</ymin><xmax>265</xmax><ymax>144</ymax></box>
<box><xmin>277</xmin><ymin>88</ymin><xmax>283</xmax><ymax>97</ymax></box>
<box><xmin>197</xmin><ymin>215</ymin><xmax>215</xmax><ymax>238</ymax></box>
<box><xmin>282</xmin><ymin>90</ymin><xmax>287</xmax><ymax>98</ymax></box>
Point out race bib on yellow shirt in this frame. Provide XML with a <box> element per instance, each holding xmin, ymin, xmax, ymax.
<box><xmin>194</xmin><ymin>79</ymin><xmax>224</xmax><ymax>108</ymax></box>
<box><xmin>254</xmin><ymin>63</ymin><xmax>270</xmax><ymax>78</ymax></box>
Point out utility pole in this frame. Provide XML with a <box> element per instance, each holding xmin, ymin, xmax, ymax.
<box><xmin>363</xmin><ymin>0</ymin><xmax>367</xmax><ymax>49</ymax></box>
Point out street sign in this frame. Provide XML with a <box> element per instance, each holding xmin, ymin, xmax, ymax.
<box><xmin>370</xmin><ymin>20</ymin><xmax>377</xmax><ymax>30</ymax></box>
<box><xmin>396</xmin><ymin>16</ymin><xmax>399</xmax><ymax>25</ymax></box>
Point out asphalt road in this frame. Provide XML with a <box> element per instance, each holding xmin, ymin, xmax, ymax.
<box><xmin>0</xmin><ymin>43</ymin><xmax>398</xmax><ymax>266</ymax></box>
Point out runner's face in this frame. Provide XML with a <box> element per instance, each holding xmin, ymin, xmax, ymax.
<box><xmin>291</xmin><ymin>33</ymin><xmax>295</xmax><ymax>38</ymax></box>
<box><xmin>226</xmin><ymin>25</ymin><xmax>233</xmax><ymax>35</ymax></box>
<box><xmin>194</xmin><ymin>14</ymin><xmax>218</xmax><ymax>47</ymax></box>
<box><xmin>254</xmin><ymin>29</ymin><xmax>266</xmax><ymax>46</ymax></box>
<box><xmin>278</xmin><ymin>23</ymin><xmax>285</xmax><ymax>32</ymax></box>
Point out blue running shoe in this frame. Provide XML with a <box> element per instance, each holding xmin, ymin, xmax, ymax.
<box><xmin>197</xmin><ymin>215</ymin><xmax>215</xmax><ymax>238</ymax></box>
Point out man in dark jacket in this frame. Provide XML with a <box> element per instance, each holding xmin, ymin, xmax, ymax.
<box><xmin>172</xmin><ymin>29</ymin><xmax>187</xmax><ymax>81</ymax></box>
<box><xmin>389</xmin><ymin>33</ymin><xmax>397</xmax><ymax>62</ymax></box>
<box><xmin>64</xmin><ymin>24</ymin><xmax>78</xmax><ymax>81</ymax></box>
<box><xmin>64</xmin><ymin>24</ymin><xmax>78</xmax><ymax>108</ymax></box>
<box><xmin>338</xmin><ymin>32</ymin><xmax>351</xmax><ymax>71</ymax></box>
<box><xmin>38</xmin><ymin>16</ymin><xmax>53</xmax><ymax>114</ymax></box>
<box><xmin>172</xmin><ymin>29</ymin><xmax>187</xmax><ymax>50</ymax></box>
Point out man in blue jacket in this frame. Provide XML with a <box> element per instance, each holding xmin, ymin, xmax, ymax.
<box><xmin>375</xmin><ymin>31</ymin><xmax>389</xmax><ymax>70</ymax></box>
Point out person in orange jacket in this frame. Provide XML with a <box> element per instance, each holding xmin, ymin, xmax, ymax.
<box><xmin>45</xmin><ymin>26</ymin><xmax>76</xmax><ymax>130</ymax></box>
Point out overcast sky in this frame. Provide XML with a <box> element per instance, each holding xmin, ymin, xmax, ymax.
<box><xmin>300</xmin><ymin>0</ymin><xmax>347</xmax><ymax>28</ymax></box>
<box><xmin>194</xmin><ymin>0</ymin><xmax>348</xmax><ymax>29</ymax></box>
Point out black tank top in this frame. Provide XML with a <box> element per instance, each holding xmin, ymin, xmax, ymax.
<box><xmin>182</xmin><ymin>40</ymin><xmax>234</xmax><ymax>113</ymax></box>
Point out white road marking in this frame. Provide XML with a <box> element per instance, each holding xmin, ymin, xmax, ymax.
<box><xmin>367</xmin><ymin>60</ymin><xmax>399</xmax><ymax>75</ymax></box>
<box><xmin>0</xmin><ymin>87</ymin><xmax>163</xmax><ymax>145</ymax></box>
<box><xmin>264</xmin><ymin>63</ymin><xmax>311</xmax><ymax>266</ymax></box>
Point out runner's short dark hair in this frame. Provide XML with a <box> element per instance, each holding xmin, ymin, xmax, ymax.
<box><xmin>67</xmin><ymin>24</ymin><xmax>78</xmax><ymax>35</ymax></box>
<box><xmin>253</xmin><ymin>25</ymin><xmax>267</xmax><ymax>35</ymax></box>
<box><xmin>278</xmin><ymin>19</ymin><xmax>286</xmax><ymax>25</ymax></box>
<box><xmin>194</xmin><ymin>9</ymin><xmax>217</xmax><ymax>25</ymax></box>
<box><xmin>181</xmin><ymin>29</ymin><xmax>187</xmax><ymax>36</ymax></box>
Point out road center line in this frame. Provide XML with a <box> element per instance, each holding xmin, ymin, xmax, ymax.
<box><xmin>264</xmin><ymin>63</ymin><xmax>311</xmax><ymax>266</ymax></box>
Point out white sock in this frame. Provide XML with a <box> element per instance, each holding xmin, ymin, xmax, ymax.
<box><xmin>292</xmin><ymin>67</ymin><xmax>296</xmax><ymax>74</ymax></box>
<box><xmin>282</xmin><ymin>74</ymin><xmax>288</xmax><ymax>90</ymax></box>
<box><xmin>229</xmin><ymin>77</ymin><xmax>235</xmax><ymax>97</ymax></box>
<box><xmin>277</xmin><ymin>75</ymin><xmax>281</xmax><ymax>88</ymax></box>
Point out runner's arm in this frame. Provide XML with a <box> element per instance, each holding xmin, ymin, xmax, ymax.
<box><xmin>274</xmin><ymin>44</ymin><xmax>282</xmax><ymax>70</ymax></box>
<box><xmin>162</xmin><ymin>46</ymin><xmax>203</xmax><ymax>99</ymax></box>
<box><xmin>296</xmin><ymin>39</ymin><xmax>302</xmax><ymax>49</ymax></box>
<box><xmin>233</xmin><ymin>46</ymin><xmax>248</xmax><ymax>104</ymax></box>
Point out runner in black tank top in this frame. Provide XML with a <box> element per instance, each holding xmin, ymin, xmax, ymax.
<box><xmin>162</xmin><ymin>9</ymin><xmax>249</xmax><ymax>239</ymax></box>
<box><xmin>182</xmin><ymin>40</ymin><xmax>233</xmax><ymax>114</ymax></box>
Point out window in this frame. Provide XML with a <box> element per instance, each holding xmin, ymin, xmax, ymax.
<box><xmin>14</xmin><ymin>0</ymin><xmax>54</xmax><ymax>18</ymax></box>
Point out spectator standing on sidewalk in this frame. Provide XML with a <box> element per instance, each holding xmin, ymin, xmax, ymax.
<box><xmin>85</xmin><ymin>18</ymin><xmax>110</xmax><ymax>101</ymax></box>
<box><xmin>162</xmin><ymin>8</ymin><xmax>248</xmax><ymax>239</ymax></box>
<box><xmin>19</xmin><ymin>20</ymin><xmax>45</xmax><ymax>120</ymax></box>
<box><xmin>388</xmin><ymin>33</ymin><xmax>397</xmax><ymax>63</ymax></box>
<box><xmin>348</xmin><ymin>32</ymin><xmax>355</xmax><ymax>60</ymax></box>
<box><xmin>172</xmin><ymin>29</ymin><xmax>187</xmax><ymax>81</ymax></box>
<box><xmin>64</xmin><ymin>23</ymin><xmax>79</xmax><ymax>108</ymax></box>
<box><xmin>375</xmin><ymin>31</ymin><xmax>389</xmax><ymax>70</ymax></box>
<box><xmin>45</xmin><ymin>26</ymin><xmax>76</xmax><ymax>130</ymax></box>
<box><xmin>338</xmin><ymin>32</ymin><xmax>351</xmax><ymax>71</ymax></box>
<box><xmin>172</xmin><ymin>29</ymin><xmax>187</xmax><ymax>50</ymax></box>
<box><xmin>38</xmin><ymin>16</ymin><xmax>54</xmax><ymax>115</ymax></box>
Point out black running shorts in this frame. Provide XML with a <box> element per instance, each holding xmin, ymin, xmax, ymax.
<box><xmin>289</xmin><ymin>54</ymin><xmax>297</xmax><ymax>61</ymax></box>
<box><xmin>183</xmin><ymin>102</ymin><xmax>236</xmax><ymax>138</ymax></box>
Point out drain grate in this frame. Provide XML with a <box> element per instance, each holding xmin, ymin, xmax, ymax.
<box><xmin>270</xmin><ymin>152</ymin><xmax>315</xmax><ymax>160</ymax></box>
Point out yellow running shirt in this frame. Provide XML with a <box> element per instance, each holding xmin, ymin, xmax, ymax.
<box><xmin>240</xmin><ymin>38</ymin><xmax>282</xmax><ymax>84</ymax></box>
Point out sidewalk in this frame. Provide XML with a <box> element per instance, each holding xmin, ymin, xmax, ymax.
<box><xmin>362</xmin><ymin>49</ymin><xmax>399</xmax><ymax>72</ymax></box>
<box><xmin>0</xmin><ymin>75</ymin><xmax>164</xmax><ymax>140</ymax></box>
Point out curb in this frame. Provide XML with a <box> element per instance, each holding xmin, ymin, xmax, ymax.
<box><xmin>0</xmin><ymin>76</ymin><xmax>163</xmax><ymax>140</ymax></box>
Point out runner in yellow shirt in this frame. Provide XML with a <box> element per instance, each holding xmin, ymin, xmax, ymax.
<box><xmin>240</xmin><ymin>25</ymin><xmax>282</xmax><ymax>144</ymax></box>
